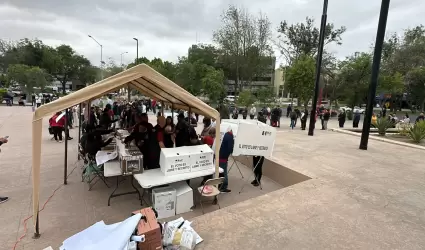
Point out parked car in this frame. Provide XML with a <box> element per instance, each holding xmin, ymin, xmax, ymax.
<box><xmin>353</xmin><ymin>106</ymin><xmax>365</xmax><ymax>114</ymax></box>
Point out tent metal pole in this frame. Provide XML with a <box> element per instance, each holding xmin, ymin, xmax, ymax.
<box><xmin>64</xmin><ymin>108</ymin><xmax>69</xmax><ymax>185</ymax></box>
<box><xmin>127</xmin><ymin>85</ymin><xmax>131</xmax><ymax>102</ymax></box>
<box><xmin>32</xmin><ymin>212</ymin><xmax>40</xmax><ymax>239</ymax></box>
<box><xmin>78</xmin><ymin>103</ymin><xmax>82</xmax><ymax>160</ymax></box>
<box><xmin>161</xmin><ymin>102</ymin><xmax>164</xmax><ymax>116</ymax></box>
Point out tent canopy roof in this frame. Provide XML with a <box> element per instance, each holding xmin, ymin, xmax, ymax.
<box><xmin>33</xmin><ymin>64</ymin><xmax>219</xmax><ymax>121</ymax></box>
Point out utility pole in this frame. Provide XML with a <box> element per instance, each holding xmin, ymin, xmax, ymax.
<box><xmin>360</xmin><ymin>0</ymin><xmax>391</xmax><ymax>150</ymax></box>
<box><xmin>120</xmin><ymin>51</ymin><xmax>128</xmax><ymax>69</ymax></box>
<box><xmin>88</xmin><ymin>35</ymin><xmax>103</xmax><ymax>79</ymax></box>
<box><xmin>308</xmin><ymin>0</ymin><xmax>328</xmax><ymax>136</ymax></box>
<box><xmin>133</xmin><ymin>38</ymin><xmax>139</xmax><ymax>64</ymax></box>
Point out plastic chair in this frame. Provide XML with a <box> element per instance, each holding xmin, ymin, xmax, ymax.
<box><xmin>197</xmin><ymin>177</ymin><xmax>224</xmax><ymax>214</ymax></box>
<box><xmin>82</xmin><ymin>153</ymin><xmax>110</xmax><ymax>190</ymax></box>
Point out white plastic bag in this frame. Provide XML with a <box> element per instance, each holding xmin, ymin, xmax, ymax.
<box><xmin>163</xmin><ymin>223</ymin><xmax>197</xmax><ymax>250</ymax></box>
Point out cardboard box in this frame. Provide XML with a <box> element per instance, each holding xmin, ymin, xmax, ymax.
<box><xmin>132</xmin><ymin>207</ymin><xmax>162</xmax><ymax>250</ymax></box>
<box><xmin>169</xmin><ymin>181</ymin><xmax>194</xmax><ymax>214</ymax></box>
<box><xmin>160</xmin><ymin>147</ymin><xmax>191</xmax><ymax>176</ymax></box>
<box><xmin>189</xmin><ymin>144</ymin><xmax>214</xmax><ymax>172</ymax></box>
<box><xmin>152</xmin><ymin>186</ymin><xmax>176</xmax><ymax>219</ymax></box>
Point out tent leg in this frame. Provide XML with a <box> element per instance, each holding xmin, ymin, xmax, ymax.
<box><xmin>127</xmin><ymin>85</ymin><xmax>131</xmax><ymax>102</ymax></box>
<box><xmin>64</xmin><ymin>109</ymin><xmax>69</xmax><ymax>185</ymax></box>
<box><xmin>78</xmin><ymin>103</ymin><xmax>82</xmax><ymax>160</ymax></box>
<box><xmin>32</xmin><ymin>213</ymin><xmax>40</xmax><ymax>239</ymax></box>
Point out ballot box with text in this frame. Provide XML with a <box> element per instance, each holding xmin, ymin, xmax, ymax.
<box><xmin>189</xmin><ymin>144</ymin><xmax>214</xmax><ymax>172</ymax></box>
<box><xmin>160</xmin><ymin>147</ymin><xmax>191</xmax><ymax>176</ymax></box>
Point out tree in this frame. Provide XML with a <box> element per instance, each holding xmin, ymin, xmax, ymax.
<box><xmin>338</xmin><ymin>53</ymin><xmax>372</xmax><ymax>108</ymax></box>
<box><xmin>256</xmin><ymin>86</ymin><xmax>275</xmax><ymax>105</ymax></box>
<box><xmin>285</xmin><ymin>54</ymin><xmax>316</xmax><ymax>107</ymax></box>
<box><xmin>276</xmin><ymin>17</ymin><xmax>346</xmax><ymax>64</ymax></box>
<box><xmin>237</xmin><ymin>90</ymin><xmax>255</xmax><ymax>107</ymax></box>
<box><xmin>7</xmin><ymin>64</ymin><xmax>47</xmax><ymax>97</ymax></box>
<box><xmin>405</xmin><ymin>67</ymin><xmax>425</xmax><ymax>110</ymax></box>
<box><xmin>45</xmin><ymin>45</ymin><xmax>96</xmax><ymax>93</ymax></box>
<box><xmin>201</xmin><ymin>66</ymin><xmax>225</xmax><ymax>103</ymax></box>
<box><xmin>188</xmin><ymin>44</ymin><xmax>220</xmax><ymax>67</ymax></box>
<box><xmin>174</xmin><ymin>57</ymin><xmax>201</xmax><ymax>96</ymax></box>
<box><xmin>213</xmin><ymin>5</ymin><xmax>273</xmax><ymax>93</ymax></box>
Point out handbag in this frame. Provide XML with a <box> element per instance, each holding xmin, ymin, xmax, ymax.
<box><xmin>48</xmin><ymin>126</ymin><xmax>54</xmax><ymax>135</ymax></box>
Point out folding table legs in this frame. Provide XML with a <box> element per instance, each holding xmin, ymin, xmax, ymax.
<box><xmin>107</xmin><ymin>175</ymin><xmax>143</xmax><ymax>206</ymax></box>
<box><xmin>228</xmin><ymin>156</ymin><xmax>244</xmax><ymax>178</ymax></box>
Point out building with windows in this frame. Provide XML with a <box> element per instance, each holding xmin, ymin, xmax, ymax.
<box><xmin>225</xmin><ymin>57</ymin><xmax>276</xmax><ymax>95</ymax></box>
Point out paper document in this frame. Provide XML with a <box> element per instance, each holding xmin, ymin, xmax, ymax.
<box><xmin>166</xmin><ymin>217</ymin><xmax>203</xmax><ymax>244</ymax></box>
<box><xmin>96</xmin><ymin>150</ymin><xmax>118</xmax><ymax>166</ymax></box>
<box><xmin>60</xmin><ymin>213</ymin><xmax>142</xmax><ymax>250</ymax></box>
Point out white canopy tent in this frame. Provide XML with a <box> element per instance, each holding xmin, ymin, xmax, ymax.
<box><xmin>31</xmin><ymin>64</ymin><xmax>220</xmax><ymax>237</ymax></box>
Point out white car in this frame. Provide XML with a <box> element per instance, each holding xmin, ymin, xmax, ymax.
<box><xmin>339</xmin><ymin>106</ymin><xmax>352</xmax><ymax>112</ymax></box>
<box><xmin>224</xmin><ymin>95</ymin><xmax>237</xmax><ymax>103</ymax></box>
<box><xmin>353</xmin><ymin>106</ymin><xmax>365</xmax><ymax>114</ymax></box>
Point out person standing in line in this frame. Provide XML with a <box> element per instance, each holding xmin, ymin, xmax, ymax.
<box><xmin>338</xmin><ymin>110</ymin><xmax>346</xmax><ymax>128</ymax></box>
<box><xmin>300</xmin><ymin>108</ymin><xmax>309</xmax><ymax>130</ymax></box>
<box><xmin>0</xmin><ymin>137</ymin><xmax>9</xmax><ymax>203</ymax></box>
<box><xmin>252</xmin><ymin>113</ymin><xmax>266</xmax><ymax>186</ymax></box>
<box><xmin>322</xmin><ymin>109</ymin><xmax>330</xmax><ymax>130</ymax></box>
<box><xmin>286</xmin><ymin>104</ymin><xmax>292</xmax><ymax>118</ymax></box>
<box><xmin>290</xmin><ymin>110</ymin><xmax>297</xmax><ymax>129</ymax></box>
<box><xmin>218</xmin><ymin>128</ymin><xmax>234</xmax><ymax>193</ymax></box>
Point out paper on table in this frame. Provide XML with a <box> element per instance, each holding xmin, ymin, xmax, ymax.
<box><xmin>96</xmin><ymin>150</ymin><xmax>118</xmax><ymax>166</ymax></box>
<box><xmin>60</xmin><ymin>213</ymin><xmax>142</xmax><ymax>250</ymax></box>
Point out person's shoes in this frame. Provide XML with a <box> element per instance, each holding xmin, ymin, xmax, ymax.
<box><xmin>0</xmin><ymin>197</ymin><xmax>9</xmax><ymax>204</ymax></box>
<box><xmin>253</xmin><ymin>181</ymin><xmax>261</xmax><ymax>187</ymax></box>
<box><xmin>67</xmin><ymin>137</ymin><xmax>73</xmax><ymax>140</ymax></box>
<box><xmin>219</xmin><ymin>188</ymin><xmax>231</xmax><ymax>193</ymax></box>
<box><xmin>58</xmin><ymin>140</ymin><xmax>63</xmax><ymax>143</ymax></box>
<box><xmin>251</xmin><ymin>180</ymin><xmax>257</xmax><ymax>185</ymax></box>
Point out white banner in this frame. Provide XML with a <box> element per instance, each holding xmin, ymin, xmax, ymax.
<box><xmin>217</xmin><ymin>119</ymin><xmax>276</xmax><ymax>158</ymax></box>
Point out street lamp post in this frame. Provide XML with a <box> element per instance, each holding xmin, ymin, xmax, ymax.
<box><xmin>359</xmin><ymin>0</ymin><xmax>391</xmax><ymax>150</ymax></box>
<box><xmin>308</xmin><ymin>0</ymin><xmax>328</xmax><ymax>136</ymax></box>
<box><xmin>120</xmin><ymin>52</ymin><xmax>128</xmax><ymax>69</ymax></box>
<box><xmin>133</xmin><ymin>38</ymin><xmax>139</xmax><ymax>64</ymax></box>
<box><xmin>88</xmin><ymin>35</ymin><xmax>103</xmax><ymax>80</ymax></box>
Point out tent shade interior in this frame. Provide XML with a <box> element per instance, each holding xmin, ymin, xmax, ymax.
<box><xmin>31</xmin><ymin>63</ymin><xmax>221</xmax><ymax>236</ymax></box>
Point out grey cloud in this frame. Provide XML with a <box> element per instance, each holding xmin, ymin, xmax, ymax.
<box><xmin>1</xmin><ymin>0</ymin><xmax>425</xmax><ymax>66</ymax></box>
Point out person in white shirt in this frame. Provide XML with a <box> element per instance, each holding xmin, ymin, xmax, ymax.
<box><xmin>249</xmin><ymin>105</ymin><xmax>256</xmax><ymax>119</ymax></box>
<box><xmin>35</xmin><ymin>96</ymin><xmax>42</xmax><ymax>107</ymax></box>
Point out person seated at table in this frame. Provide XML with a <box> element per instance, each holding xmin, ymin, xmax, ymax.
<box><xmin>217</xmin><ymin>127</ymin><xmax>234</xmax><ymax>193</ymax></box>
<box><xmin>99</xmin><ymin>104</ymin><xmax>119</xmax><ymax>129</ymax></box>
<box><xmin>188</xmin><ymin>127</ymin><xmax>202</xmax><ymax>146</ymax></box>
<box><xmin>81</xmin><ymin>124</ymin><xmax>114</xmax><ymax>158</ymax></box>
<box><xmin>175</xmin><ymin>113</ymin><xmax>190</xmax><ymax>147</ymax></box>
<box><xmin>125</xmin><ymin>121</ymin><xmax>161</xmax><ymax>169</ymax></box>
<box><xmin>164</xmin><ymin>116</ymin><xmax>175</xmax><ymax>148</ymax></box>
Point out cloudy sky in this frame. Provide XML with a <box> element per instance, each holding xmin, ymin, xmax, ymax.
<box><xmin>1</xmin><ymin>0</ymin><xmax>425</xmax><ymax>68</ymax></box>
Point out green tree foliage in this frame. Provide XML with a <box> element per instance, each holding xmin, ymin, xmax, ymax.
<box><xmin>201</xmin><ymin>66</ymin><xmax>225</xmax><ymax>104</ymax></box>
<box><xmin>276</xmin><ymin>17</ymin><xmax>346</xmax><ymax>64</ymax></box>
<box><xmin>338</xmin><ymin>53</ymin><xmax>372</xmax><ymax>108</ymax></box>
<box><xmin>237</xmin><ymin>90</ymin><xmax>255</xmax><ymax>107</ymax></box>
<box><xmin>45</xmin><ymin>44</ymin><xmax>95</xmax><ymax>93</ymax></box>
<box><xmin>7</xmin><ymin>64</ymin><xmax>47</xmax><ymax>96</ymax></box>
<box><xmin>213</xmin><ymin>5</ymin><xmax>273</xmax><ymax>93</ymax></box>
<box><xmin>405</xmin><ymin>67</ymin><xmax>425</xmax><ymax>109</ymax></box>
<box><xmin>285</xmin><ymin>54</ymin><xmax>316</xmax><ymax>107</ymax></box>
<box><xmin>256</xmin><ymin>86</ymin><xmax>275</xmax><ymax>105</ymax></box>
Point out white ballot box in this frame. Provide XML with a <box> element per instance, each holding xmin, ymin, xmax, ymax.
<box><xmin>189</xmin><ymin>144</ymin><xmax>214</xmax><ymax>172</ymax></box>
<box><xmin>152</xmin><ymin>186</ymin><xmax>177</xmax><ymax>219</ymax></box>
<box><xmin>169</xmin><ymin>181</ymin><xmax>194</xmax><ymax>214</ymax></box>
<box><xmin>160</xmin><ymin>147</ymin><xmax>191</xmax><ymax>176</ymax></box>
<box><xmin>219</xmin><ymin>119</ymin><xmax>276</xmax><ymax>158</ymax></box>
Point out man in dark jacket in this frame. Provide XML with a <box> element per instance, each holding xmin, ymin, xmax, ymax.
<box><xmin>219</xmin><ymin>129</ymin><xmax>234</xmax><ymax>193</ymax></box>
<box><xmin>0</xmin><ymin>137</ymin><xmax>9</xmax><ymax>203</ymax></box>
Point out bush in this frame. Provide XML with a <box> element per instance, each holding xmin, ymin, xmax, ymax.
<box><xmin>375</xmin><ymin>118</ymin><xmax>394</xmax><ymax>136</ymax></box>
<box><xmin>408</xmin><ymin>121</ymin><xmax>425</xmax><ymax>143</ymax></box>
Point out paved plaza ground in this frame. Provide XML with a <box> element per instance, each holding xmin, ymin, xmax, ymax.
<box><xmin>1</xmin><ymin>106</ymin><xmax>424</xmax><ymax>249</ymax></box>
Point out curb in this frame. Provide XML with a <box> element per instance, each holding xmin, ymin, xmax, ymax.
<box><xmin>330</xmin><ymin>128</ymin><xmax>425</xmax><ymax>151</ymax></box>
